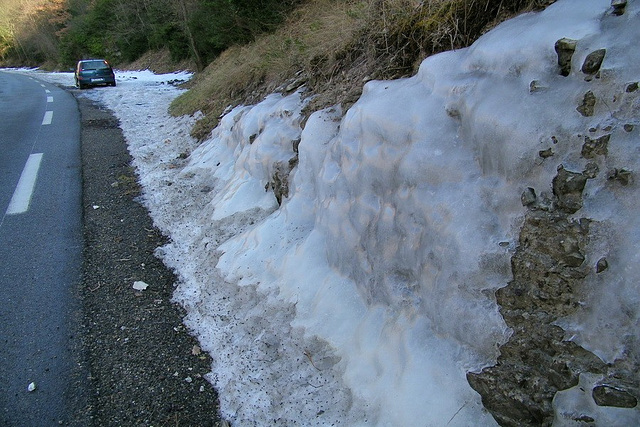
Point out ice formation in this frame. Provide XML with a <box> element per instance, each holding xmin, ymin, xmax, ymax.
<box><xmin>25</xmin><ymin>0</ymin><xmax>640</xmax><ymax>424</ymax></box>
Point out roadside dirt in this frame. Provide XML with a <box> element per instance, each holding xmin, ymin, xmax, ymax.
<box><xmin>77</xmin><ymin>94</ymin><xmax>223</xmax><ymax>426</ymax></box>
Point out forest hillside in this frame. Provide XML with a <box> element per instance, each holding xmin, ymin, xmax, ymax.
<box><xmin>2</xmin><ymin>0</ymin><xmax>551</xmax><ymax>136</ymax></box>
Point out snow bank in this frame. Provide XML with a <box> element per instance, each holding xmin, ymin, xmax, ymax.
<box><xmin>203</xmin><ymin>0</ymin><xmax>638</xmax><ymax>424</ymax></box>
<box><xmin>194</xmin><ymin>0</ymin><xmax>638</xmax><ymax>424</ymax></box>
<box><xmin>23</xmin><ymin>0</ymin><xmax>639</xmax><ymax>424</ymax></box>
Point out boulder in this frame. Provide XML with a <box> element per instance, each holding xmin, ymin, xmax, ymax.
<box><xmin>555</xmin><ymin>38</ymin><xmax>578</xmax><ymax>76</ymax></box>
<box><xmin>577</xmin><ymin>90</ymin><xmax>596</xmax><ymax>117</ymax></box>
<box><xmin>581</xmin><ymin>49</ymin><xmax>606</xmax><ymax>75</ymax></box>
<box><xmin>593</xmin><ymin>385</ymin><xmax>638</xmax><ymax>408</ymax></box>
<box><xmin>611</xmin><ymin>0</ymin><xmax>627</xmax><ymax>16</ymax></box>
<box><xmin>552</xmin><ymin>165</ymin><xmax>588</xmax><ymax>214</ymax></box>
<box><xmin>581</xmin><ymin>134</ymin><xmax>610</xmax><ymax>158</ymax></box>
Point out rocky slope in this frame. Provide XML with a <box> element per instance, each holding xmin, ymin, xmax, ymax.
<box><xmin>469</xmin><ymin>2</ymin><xmax>639</xmax><ymax>424</ymax></box>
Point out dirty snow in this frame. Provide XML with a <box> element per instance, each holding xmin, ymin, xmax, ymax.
<box><xmin>21</xmin><ymin>0</ymin><xmax>640</xmax><ymax>424</ymax></box>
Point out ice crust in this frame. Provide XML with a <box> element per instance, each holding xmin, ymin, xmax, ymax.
<box><xmin>26</xmin><ymin>0</ymin><xmax>639</xmax><ymax>424</ymax></box>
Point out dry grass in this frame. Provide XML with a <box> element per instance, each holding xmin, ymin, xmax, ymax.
<box><xmin>170</xmin><ymin>0</ymin><xmax>368</xmax><ymax>138</ymax></box>
<box><xmin>171</xmin><ymin>0</ymin><xmax>555</xmax><ymax>140</ymax></box>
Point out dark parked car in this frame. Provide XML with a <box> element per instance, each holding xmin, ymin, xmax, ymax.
<box><xmin>74</xmin><ymin>59</ymin><xmax>116</xmax><ymax>89</ymax></box>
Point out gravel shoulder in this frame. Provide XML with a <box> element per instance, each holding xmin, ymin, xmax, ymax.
<box><xmin>77</xmin><ymin>94</ymin><xmax>223</xmax><ymax>426</ymax></box>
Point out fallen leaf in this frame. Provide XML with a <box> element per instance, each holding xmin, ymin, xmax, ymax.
<box><xmin>192</xmin><ymin>345</ymin><xmax>201</xmax><ymax>355</ymax></box>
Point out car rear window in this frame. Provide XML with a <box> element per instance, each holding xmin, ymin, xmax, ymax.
<box><xmin>81</xmin><ymin>60</ymin><xmax>110</xmax><ymax>70</ymax></box>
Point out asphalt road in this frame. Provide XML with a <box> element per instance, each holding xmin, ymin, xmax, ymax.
<box><xmin>0</xmin><ymin>71</ymin><xmax>89</xmax><ymax>426</ymax></box>
<box><xmin>0</xmin><ymin>71</ymin><xmax>222</xmax><ymax>426</ymax></box>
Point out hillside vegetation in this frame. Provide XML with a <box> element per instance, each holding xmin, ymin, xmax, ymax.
<box><xmin>0</xmin><ymin>0</ymin><xmax>301</xmax><ymax>69</ymax></box>
<box><xmin>2</xmin><ymin>0</ymin><xmax>554</xmax><ymax>138</ymax></box>
<box><xmin>168</xmin><ymin>0</ymin><xmax>556</xmax><ymax>140</ymax></box>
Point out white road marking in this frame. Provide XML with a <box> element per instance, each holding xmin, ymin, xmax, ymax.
<box><xmin>6</xmin><ymin>153</ymin><xmax>44</xmax><ymax>215</ymax></box>
<box><xmin>40</xmin><ymin>84</ymin><xmax>45</xmax><ymax>88</ymax></box>
<box><xmin>47</xmin><ymin>96</ymin><xmax>53</xmax><ymax>103</ymax></box>
<box><xmin>45</xmin><ymin>89</ymin><xmax>51</xmax><ymax>94</ymax></box>
<box><xmin>42</xmin><ymin>111</ymin><xmax>53</xmax><ymax>125</ymax></box>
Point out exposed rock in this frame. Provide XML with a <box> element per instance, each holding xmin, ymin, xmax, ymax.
<box><xmin>611</xmin><ymin>0</ymin><xmax>627</xmax><ymax>16</ymax></box>
<box><xmin>468</xmin><ymin>207</ymin><xmax>605</xmax><ymax>427</ymax></box>
<box><xmin>284</xmin><ymin>78</ymin><xmax>307</xmax><ymax>93</ymax></box>
<box><xmin>592</xmin><ymin>385</ymin><xmax>638</xmax><ymax>408</ymax></box>
<box><xmin>467</xmin><ymin>131</ymin><xmax>640</xmax><ymax>425</ymax></box>
<box><xmin>267</xmin><ymin>157</ymin><xmax>299</xmax><ymax>205</ymax></box>
<box><xmin>577</xmin><ymin>91</ymin><xmax>596</xmax><ymax>116</ymax></box>
<box><xmin>607</xmin><ymin>168</ymin><xmax>633</xmax><ymax>186</ymax></box>
<box><xmin>446</xmin><ymin>106</ymin><xmax>461</xmax><ymax>118</ymax></box>
<box><xmin>539</xmin><ymin>148</ymin><xmax>554</xmax><ymax>158</ymax></box>
<box><xmin>624</xmin><ymin>123</ymin><xmax>634</xmax><ymax>132</ymax></box>
<box><xmin>563</xmin><ymin>251</ymin><xmax>585</xmax><ymax>268</ymax></box>
<box><xmin>583</xmin><ymin>162</ymin><xmax>599</xmax><ymax>179</ymax></box>
<box><xmin>581</xmin><ymin>49</ymin><xmax>606</xmax><ymax>75</ymax></box>
<box><xmin>596</xmin><ymin>257</ymin><xmax>608</xmax><ymax>273</ymax></box>
<box><xmin>464</xmin><ymin>146</ymin><xmax>640</xmax><ymax>425</ymax></box>
<box><xmin>292</xmin><ymin>137</ymin><xmax>301</xmax><ymax>153</ymax></box>
<box><xmin>529</xmin><ymin>80</ymin><xmax>545</xmax><ymax>93</ymax></box>
<box><xmin>464</xmin><ymin>8</ymin><xmax>640</xmax><ymax>427</ymax></box>
<box><xmin>581</xmin><ymin>134</ymin><xmax>610</xmax><ymax>158</ymax></box>
<box><xmin>521</xmin><ymin>187</ymin><xmax>537</xmax><ymax>207</ymax></box>
<box><xmin>555</xmin><ymin>38</ymin><xmax>578</xmax><ymax>76</ymax></box>
<box><xmin>552</xmin><ymin>165</ymin><xmax>588</xmax><ymax>214</ymax></box>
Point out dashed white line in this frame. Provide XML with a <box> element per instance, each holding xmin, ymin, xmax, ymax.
<box><xmin>6</xmin><ymin>153</ymin><xmax>44</xmax><ymax>215</ymax></box>
<box><xmin>42</xmin><ymin>111</ymin><xmax>53</xmax><ymax>125</ymax></box>
<box><xmin>47</xmin><ymin>96</ymin><xmax>53</xmax><ymax>103</ymax></box>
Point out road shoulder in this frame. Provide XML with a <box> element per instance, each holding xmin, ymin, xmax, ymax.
<box><xmin>78</xmin><ymin>95</ymin><xmax>222</xmax><ymax>426</ymax></box>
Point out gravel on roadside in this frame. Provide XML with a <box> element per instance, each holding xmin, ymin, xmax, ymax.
<box><xmin>77</xmin><ymin>95</ymin><xmax>224</xmax><ymax>426</ymax></box>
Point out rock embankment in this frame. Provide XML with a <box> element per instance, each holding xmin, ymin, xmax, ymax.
<box><xmin>468</xmin><ymin>2</ymin><xmax>639</xmax><ymax>425</ymax></box>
